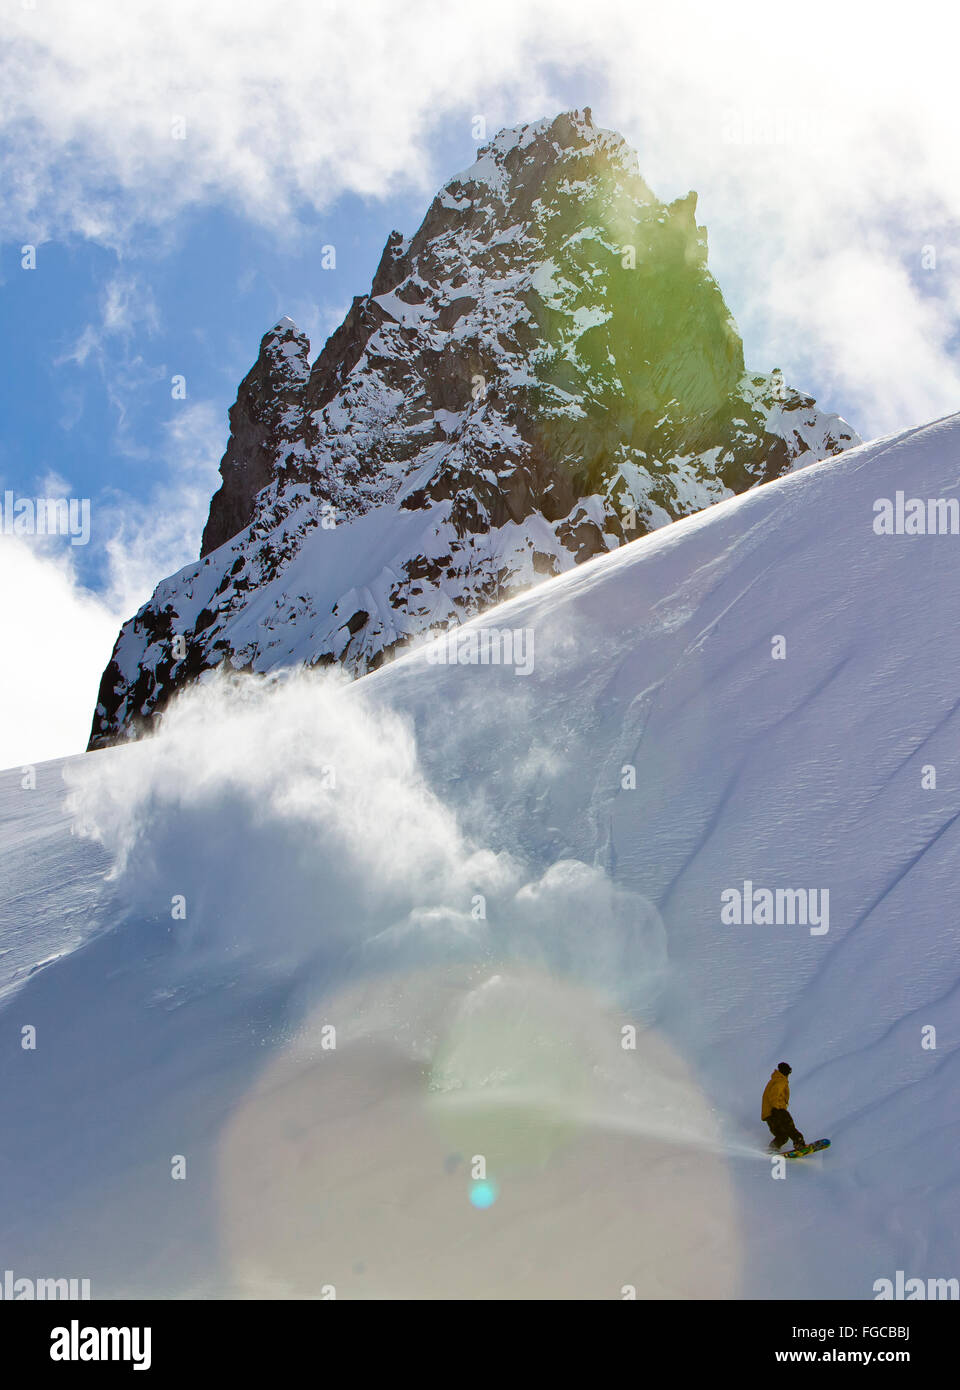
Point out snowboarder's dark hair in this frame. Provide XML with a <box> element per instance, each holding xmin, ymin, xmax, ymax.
<box><xmin>778</xmin><ymin>1061</ymin><xmax>792</xmax><ymax>1076</ymax></box>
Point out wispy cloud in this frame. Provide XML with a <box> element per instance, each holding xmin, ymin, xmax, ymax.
<box><xmin>57</xmin><ymin>272</ymin><xmax>160</xmax><ymax>365</ymax></box>
<box><xmin>55</xmin><ymin>272</ymin><xmax>166</xmax><ymax>454</ymax></box>
<box><xmin>101</xmin><ymin>273</ymin><xmax>161</xmax><ymax>337</ymax></box>
<box><xmin>99</xmin><ymin>399</ymin><xmax>225</xmax><ymax>617</ymax></box>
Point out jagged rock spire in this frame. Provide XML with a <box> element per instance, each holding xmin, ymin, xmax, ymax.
<box><xmin>89</xmin><ymin>112</ymin><xmax>859</xmax><ymax>749</ymax></box>
<box><xmin>201</xmin><ymin>317</ymin><xmax>310</xmax><ymax>556</ymax></box>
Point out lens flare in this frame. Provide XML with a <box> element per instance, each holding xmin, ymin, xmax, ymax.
<box><xmin>469</xmin><ymin>1179</ymin><xmax>499</xmax><ymax>1209</ymax></box>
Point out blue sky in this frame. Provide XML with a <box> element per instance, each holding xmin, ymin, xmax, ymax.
<box><xmin>3</xmin><ymin>88</ymin><xmax>613</xmax><ymax>603</ymax></box>
<box><xmin>2</xmin><ymin>0</ymin><xmax>959</xmax><ymax>769</ymax></box>
<box><xmin>2</xmin><ymin>192</ymin><xmax>435</xmax><ymax>595</ymax></box>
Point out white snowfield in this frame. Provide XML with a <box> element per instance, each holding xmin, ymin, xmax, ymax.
<box><xmin>2</xmin><ymin>412</ymin><xmax>959</xmax><ymax>1299</ymax></box>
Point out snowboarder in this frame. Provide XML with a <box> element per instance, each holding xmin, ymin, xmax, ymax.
<box><xmin>762</xmin><ymin>1062</ymin><xmax>805</xmax><ymax>1151</ymax></box>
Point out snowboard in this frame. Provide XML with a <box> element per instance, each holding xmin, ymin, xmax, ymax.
<box><xmin>785</xmin><ymin>1138</ymin><xmax>830</xmax><ymax>1159</ymax></box>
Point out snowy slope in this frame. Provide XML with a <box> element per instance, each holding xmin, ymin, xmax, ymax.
<box><xmin>3</xmin><ymin>413</ymin><xmax>960</xmax><ymax>1299</ymax></box>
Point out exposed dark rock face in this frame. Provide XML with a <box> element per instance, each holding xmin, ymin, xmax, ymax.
<box><xmin>201</xmin><ymin>318</ymin><xmax>310</xmax><ymax>556</ymax></box>
<box><xmin>89</xmin><ymin>109</ymin><xmax>859</xmax><ymax>749</ymax></box>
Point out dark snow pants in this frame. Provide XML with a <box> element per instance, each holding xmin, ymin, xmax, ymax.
<box><xmin>765</xmin><ymin>1108</ymin><xmax>804</xmax><ymax>1150</ymax></box>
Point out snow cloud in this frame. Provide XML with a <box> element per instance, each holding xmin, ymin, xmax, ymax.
<box><xmin>63</xmin><ymin>669</ymin><xmax>667</xmax><ymax>1004</ymax></box>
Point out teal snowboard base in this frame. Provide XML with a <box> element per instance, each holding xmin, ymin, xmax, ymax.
<box><xmin>785</xmin><ymin>1138</ymin><xmax>830</xmax><ymax>1159</ymax></box>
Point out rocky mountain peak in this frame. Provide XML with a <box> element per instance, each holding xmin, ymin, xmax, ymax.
<box><xmin>89</xmin><ymin>112</ymin><xmax>860</xmax><ymax>749</ymax></box>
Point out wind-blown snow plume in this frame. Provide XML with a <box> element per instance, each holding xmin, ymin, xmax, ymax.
<box><xmin>66</xmin><ymin>669</ymin><xmax>667</xmax><ymax>1007</ymax></box>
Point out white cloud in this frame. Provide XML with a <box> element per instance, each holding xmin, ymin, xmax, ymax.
<box><xmin>58</xmin><ymin>324</ymin><xmax>101</xmax><ymax>369</ymax></box>
<box><xmin>4</xmin><ymin>1</ymin><xmax>960</xmax><ymax>437</ymax></box>
<box><xmin>98</xmin><ymin>399</ymin><xmax>223</xmax><ymax>617</ymax></box>
<box><xmin>0</xmin><ymin>539</ymin><xmax>120</xmax><ymax>771</ymax></box>
<box><xmin>57</xmin><ymin>271</ymin><xmax>160</xmax><ymax>372</ymax></box>
<box><xmin>756</xmin><ymin>246</ymin><xmax>960</xmax><ymax>439</ymax></box>
<box><xmin>1</xmin><ymin>1</ymin><xmax>562</xmax><ymax>245</ymax></box>
<box><xmin>101</xmin><ymin>273</ymin><xmax>160</xmax><ymax>337</ymax></box>
<box><xmin>0</xmin><ymin>401</ymin><xmax>222</xmax><ymax>770</ymax></box>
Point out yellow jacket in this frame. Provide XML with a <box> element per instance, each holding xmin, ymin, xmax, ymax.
<box><xmin>762</xmin><ymin>1069</ymin><xmax>790</xmax><ymax>1119</ymax></box>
